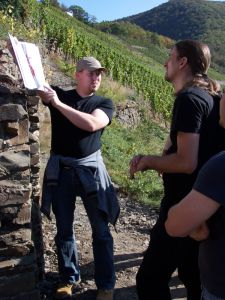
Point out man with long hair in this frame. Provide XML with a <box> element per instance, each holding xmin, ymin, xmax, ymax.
<box><xmin>130</xmin><ymin>40</ymin><xmax>225</xmax><ymax>300</ymax></box>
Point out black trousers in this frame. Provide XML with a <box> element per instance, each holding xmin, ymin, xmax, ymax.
<box><xmin>136</xmin><ymin>218</ymin><xmax>201</xmax><ymax>300</ymax></box>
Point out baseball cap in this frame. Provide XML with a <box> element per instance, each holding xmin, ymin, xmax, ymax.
<box><xmin>76</xmin><ymin>56</ymin><xmax>107</xmax><ymax>72</ymax></box>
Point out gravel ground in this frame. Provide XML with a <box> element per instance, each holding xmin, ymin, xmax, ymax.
<box><xmin>40</xmin><ymin>193</ymin><xmax>187</xmax><ymax>300</ymax></box>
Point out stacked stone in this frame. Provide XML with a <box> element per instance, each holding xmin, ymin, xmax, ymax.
<box><xmin>27</xmin><ymin>92</ymin><xmax>45</xmax><ymax>283</ymax></box>
<box><xmin>0</xmin><ymin>42</ymin><xmax>41</xmax><ymax>300</ymax></box>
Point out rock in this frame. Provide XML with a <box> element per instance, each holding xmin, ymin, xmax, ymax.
<box><xmin>0</xmin><ymin>104</ymin><xmax>27</xmax><ymax>122</ymax></box>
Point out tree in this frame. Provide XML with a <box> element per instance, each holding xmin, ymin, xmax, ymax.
<box><xmin>40</xmin><ymin>0</ymin><xmax>60</xmax><ymax>8</ymax></box>
<box><xmin>88</xmin><ymin>14</ymin><xmax>97</xmax><ymax>25</ymax></box>
<box><xmin>0</xmin><ymin>0</ymin><xmax>9</xmax><ymax>11</ymax></box>
<box><xmin>69</xmin><ymin>5</ymin><xmax>89</xmax><ymax>23</ymax></box>
<box><xmin>50</xmin><ymin>0</ymin><xmax>60</xmax><ymax>8</ymax></box>
<box><xmin>60</xmin><ymin>3</ymin><xmax>68</xmax><ymax>12</ymax></box>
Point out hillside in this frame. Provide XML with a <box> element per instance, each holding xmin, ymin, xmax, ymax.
<box><xmin>95</xmin><ymin>21</ymin><xmax>174</xmax><ymax>68</ymax></box>
<box><xmin>0</xmin><ymin>1</ymin><xmax>174</xmax><ymax>120</ymax></box>
<box><xmin>120</xmin><ymin>0</ymin><xmax>225</xmax><ymax>74</ymax></box>
<box><xmin>0</xmin><ymin>1</ymin><xmax>170</xmax><ymax>206</ymax></box>
<box><xmin>0</xmin><ymin>0</ymin><xmax>224</xmax><ymax>206</ymax></box>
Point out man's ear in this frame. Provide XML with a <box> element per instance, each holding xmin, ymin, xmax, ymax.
<box><xmin>179</xmin><ymin>56</ymin><xmax>188</xmax><ymax>69</ymax></box>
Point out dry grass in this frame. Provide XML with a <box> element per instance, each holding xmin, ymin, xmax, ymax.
<box><xmin>39</xmin><ymin>102</ymin><xmax>51</xmax><ymax>153</ymax></box>
<box><xmin>98</xmin><ymin>76</ymin><xmax>138</xmax><ymax>105</ymax></box>
<box><xmin>39</xmin><ymin>101</ymin><xmax>51</xmax><ymax>183</ymax></box>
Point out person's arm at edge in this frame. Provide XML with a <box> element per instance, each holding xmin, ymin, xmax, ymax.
<box><xmin>165</xmin><ymin>189</ymin><xmax>220</xmax><ymax>237</ymax></box>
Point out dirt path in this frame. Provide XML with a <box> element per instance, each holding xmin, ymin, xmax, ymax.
<box><xmin>40</xmin><ymin>192</ymin><xmax>187</xmax><ymax>300</ymax></box>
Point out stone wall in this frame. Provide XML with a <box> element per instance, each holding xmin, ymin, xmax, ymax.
<box><xmin>0</xmin><ymin>40</ymin><xmax>42</xmax><ymax>300</ymax></box>
<box><xmin>0</xmin><ymin>37</ymin><xmax>75</xmax><ymax>299</ymax></box>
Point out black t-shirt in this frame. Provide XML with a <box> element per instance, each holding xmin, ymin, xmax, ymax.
<box><xmin>194</xmin><ymin>151</ymin><xmax>225</xmax><ymax>298</ymax></box>
<box><xmin>47</xmin><ymin>86</ymin><xmax>114</xmax><ymax>158</ymax></box>
<box><xmin>162</xmin><ymin>86</ymin><xmax>225</xmax><ymax>208</ymax></box>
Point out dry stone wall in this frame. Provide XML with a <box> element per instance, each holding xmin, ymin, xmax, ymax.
<box><xmin>0</xmin><ymin>38</ymin><xmax>75</xmax><ymax>299</ymax></box>
<box><xmin>0</xmin><ymin>40</ymin><xmax>42</xmax><ymax>300</ymax></box>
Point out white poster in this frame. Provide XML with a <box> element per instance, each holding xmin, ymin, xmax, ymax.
<box><xmin>8</xmin><ymin>34</ymin><xmax>46</xmax><ymax>90</ymax></box>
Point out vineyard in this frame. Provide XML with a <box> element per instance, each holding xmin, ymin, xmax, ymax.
<box><xmin>0</xmin><ymin>1</ymin><xmax>174</xmax><ymax>121</ymax></box>
<box><xmin>2</xmin><ymin>1</ymin><xmax>225</xmax><ymax>205</ymax></box>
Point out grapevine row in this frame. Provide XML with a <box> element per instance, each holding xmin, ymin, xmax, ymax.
<box><xmin>2</xmin><ymin>1</ymin><xmax>174</xmax><ymax>121</ymax></box>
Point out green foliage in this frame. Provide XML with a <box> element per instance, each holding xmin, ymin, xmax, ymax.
<box><xmin>20</xmin><ymin>3</ymin><xmax>174</xmax><ymax>120</ymax></box>
<box><xmin>122</xmin><ymin>0</ymin><xmax>225</xmax><ymax>74</ymax></box>
<box><xmin>69</xmin><ymin>5</ymin><xmax>89</xmax><ymax>23</ymax></box>
<box><xmin>0</xmin><ymin>0</ymin><xmax>39</xmax><ymax>24</ymax></box>
<box><xmin>68</xmin><ymin>5</ymin><xmax>97</xmax><ymax>24</ymax></box>
<box><xmin>0</xmin><ymin>0</ymin><xmax>43</xmax><ymax>39</ymax></box>
<box><xmin>49</xmin><ymin>0</ymin><xmax>60</xmax><ymax>8</ymax></box>
<box><xmin>101</xmin><ymin>119</ymin><xmax>167</xmax><ymax>206</ymax></box>
<box><xmin>1</xmin><ymin>0</ymin><xmax>224</xmax><ymax>206</ymax></box>
<box><xmin>96</xmin><ymin>21</ymin><xmax>173</xmax><ymax>50</ymax></box>
<box><xmin>96</xmin><ymin>21</ymin><xmax>149</xmax><ymax>41</ymax></box>
<box><xmin>96</xmin><ymin>21</ymin><xmax>174</xmax><ymax>70</ymax></box>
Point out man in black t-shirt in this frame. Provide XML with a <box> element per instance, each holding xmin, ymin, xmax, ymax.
<box><xmin>38</xmin><ymin>57</ymin><xmax>119</xmax><ymax>300</ymax></box>
<box><xmin>165</xmin><ymin>151</ymin><xmax>225</xmax><ymax>300</ymax></box>
<box><xmin>130</xmin><ymin>40</ymin><xmax>224</xmax><ymax>300</ymax></box>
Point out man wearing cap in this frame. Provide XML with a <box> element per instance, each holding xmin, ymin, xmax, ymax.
<box><xmin>38</xmin><ymin>57</ymin><xmax>119</xmax><ymax>300</ymax></box>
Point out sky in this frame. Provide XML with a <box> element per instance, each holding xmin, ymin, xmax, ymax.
<box><xmin>58</xmin><ymin>0</ymin><xmax>224</xmax><ymax>22</ymax></box>
<box><xmin>58</xmin><ymin>0</ymin><xmax>167</xmax><ymax>22</ymax></box>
